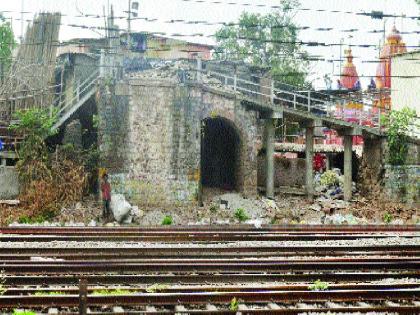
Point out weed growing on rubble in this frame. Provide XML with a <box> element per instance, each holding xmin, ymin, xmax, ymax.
<box><xmin>229</xmin><ymin>297</ymin><xmax>239</xmax><ymax>311</ymax></box>
<box><xmin>383</xmin><ymin>212</ymin><xmax>393</xmax><ymax>224</ymax></box>
<box><xmin>209</xmin><ymin>204</ymin><xmax>218</xmax><ymax>213</ymax></box>
<box><xmin>234</xmin><ymin>208</ymin><xmax>250</xmax><ymax>222</ymax></box>
<box><xmin>161</xmin><ymin>215</ymin><xmax>173</xmax><ymax>225</ymax></box>
<box><xmin>308</xmin><ymin>280</ymin><xmax>329</xmax><ymax>291</ymax></box>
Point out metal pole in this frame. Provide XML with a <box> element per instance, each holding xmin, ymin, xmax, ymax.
<box><xmin>339</xmin><ymin>38</ymin><xmax>343</xmax><ymax>76</ymax></box>
<box><xmin>305</xmin><ymin>126</ymin><xmax>314</xmax><ymax>200</ymax></box>
<box><xmin>20</xmin><ymin>0</ymin><xmax>24</xmax><ymax>43</ymax></box>
<box><xmin>127</xmin><ymin>0</ymin><xmax>131</xmax><ymax>51</ymax></box>
<box><xmin>79</xmin><ymin>278</ymin><xmax>87</xmax><ymax>315</ymax></box>
<box><xmin>265</xmin><ymin>119</ymin><xmax>275</xmax><ymax>199</ymax></box>
<box><xmin>307</xmin><ymin>91</ymin><xmax>311</xmax><ymax>112</ymax></box>
<box><xmin>196</xmin><ymin>56</ymin><xmax>202</xmax><ymax>83</ymax></box>
<box><xmin>270</xmin><ymin>80</ymin><xmax>275</xmax><ymax>104</ymax></box>
<box><xmin>343</xmin><ymin>135</ymin><xmax>353</xmax><ymax>201</ymax></box>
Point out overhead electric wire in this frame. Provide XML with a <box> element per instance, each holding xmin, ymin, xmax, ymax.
<box><xmin>176</xmin><ymin>0</ymin><xmax>420</xmax><ymax>20</ymax></box>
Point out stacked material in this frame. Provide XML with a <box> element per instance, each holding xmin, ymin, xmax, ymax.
<box><xmin>0</xmin><ymin>12</ymin><xmax>61</xmax><ymax>123</ymax></box>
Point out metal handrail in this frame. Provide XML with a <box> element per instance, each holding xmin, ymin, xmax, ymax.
<box><xmin>56</xmin><ymin>70</ymin><xmax>99</xmax><ymax>116</ymax></box>
<box><xmin>203</xmin><ymin>68</ymin><xmax>417</xmax><ymax>134</ymax></box>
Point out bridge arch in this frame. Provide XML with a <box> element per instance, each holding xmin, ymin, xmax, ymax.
<box><xmin>200</xmin><ymin>116</ymin><xmax>243</xmax><ymax>192</ymax></box>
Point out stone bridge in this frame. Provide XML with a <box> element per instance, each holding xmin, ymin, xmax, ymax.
<box><xmin>95</xmin><ymin>61</ymin><xmax>401</xmax><ymax>207</ymax></box>
<box><xmin>3</xmin><ymin>55</ymin><xmax>416</xmax><ymax>205</ymax></box>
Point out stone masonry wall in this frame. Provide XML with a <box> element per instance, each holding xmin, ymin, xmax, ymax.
<box><xmin>383</xmin><ymin>165</ymin><xmax>419</xmax><ymax>206</ymax></box>
<box><xmin>258</xmin><ymin>156</ymin><xmax>306</xmax><ymax>188</ymax></box>
<box><xmin>0</xmin><ymin>166</ymin><xmax>19</xmax><ymax>199</ymax></box>
<box><xmin>358</xmin><ymin>135</ymin><xmax>419</xmax><ymax>205</ymax></box>
<box><xmin>98</xmin><ymin>77</ymin><xmax>259</xmax><ymax>209</ymax></box>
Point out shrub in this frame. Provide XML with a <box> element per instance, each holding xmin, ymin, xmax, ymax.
<box><xmin>161</xmin><ymin>215</ymin><xmax>173</xmax><ymax>225</ymax></box>
<box><xmin>234</xmin><ymin>208</ymin><xmax>250</xmax><ymax>222</ymax></box>
<box><xmin>5</xmin><ymin>109</ymin><xmax>88</xmax><ymax>223</ymax></box>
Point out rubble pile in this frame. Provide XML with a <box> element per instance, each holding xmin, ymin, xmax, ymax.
<box><xmin>127</xmin><ymin>60</ymin><xmax>234</xmax><ymax>91</ymax></box>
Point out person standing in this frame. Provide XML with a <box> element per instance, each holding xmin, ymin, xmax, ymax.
<box><xmin>101</xmin><ymin>174</ymin><xmax>112</xmax><ymax>221</ymax></box>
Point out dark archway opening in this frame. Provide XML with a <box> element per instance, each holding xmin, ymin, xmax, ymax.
<box><xmin>201</xmin><ymin>117</ymin><xmax>241</xmax><ymax>191</ymax></box>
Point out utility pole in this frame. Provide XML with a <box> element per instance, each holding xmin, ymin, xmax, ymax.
<box><xmin>20</xmin><ymin>0</ymin><xmax>24</xmax><ymax>43</ymax></box>
<box><xmin>127</xmin><ymin>0</ymin><xmax>131</xmax><ymax>51</ymax></box>
<box><xmin>339</xmin><ymin>38</ymin><xmax>344</xmax><ymax>76</ymax></box>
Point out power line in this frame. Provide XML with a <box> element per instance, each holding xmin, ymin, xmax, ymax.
<box><xmin>176</xmin><ymin>0</ymin><xmax>420</xmax><ymax>20</ymax></box>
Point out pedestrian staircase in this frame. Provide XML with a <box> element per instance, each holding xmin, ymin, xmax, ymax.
<box><xmin>52</xmin><ymin>70</ymin><xmax>100</xmax><ymax>130</ymax></box>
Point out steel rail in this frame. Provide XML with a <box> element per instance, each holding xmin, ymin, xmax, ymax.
<box><xmin>2</xmin><ymin>257</ymin><xmax>419</xmax><ymax>264</ymax></box>
<box><xmin>53</xmin><ymin>306</ymin><xmax>420</xmax><ymax>315</ymax></box>
<box><xmin>5</xmin><ymin>272</ymin><xmax>419</xmax><ymax>286</ymax></box>
<box><xmin>2</xmin><ymin>225</ymin><xmax>420</xmax><ymax>233</ymax></box>
<box><xmin>2</xmin><ymin>245</ymin><xmax>419</xmax><ymax>255</ymax></box>
<box><xmin>0</xmin><ymin>289</ymin><xmax>419</xmax><ymax>308</ymax></box>
<box><xmin>2</xmin><ymin>261</ymin><xmax>419</xmax><ymax>275</ymax></box>
<box><xmin>3</xmin><ymin>282</ymin><xmax>420</xmax><ymax>296</ymax></box>
<box><xmin>2</xmin><ymin>234</ymin><xmax>418</xmax><ymax>242</ymax></box>
<box><xmin>2</xmin><ymin>250</ymin><xmax>420</xmax><ymax>260</ymax></box>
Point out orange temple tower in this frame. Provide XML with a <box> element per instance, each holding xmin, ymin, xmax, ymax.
<box><xmin>340</xmin><ymin>48</ymin><xmax>360</xmax><ymax>90</ymax></box>
<box><xmin>375</xmin><ymin>24</ymin><xmax>407</xmax><ymax>109</ymax></box>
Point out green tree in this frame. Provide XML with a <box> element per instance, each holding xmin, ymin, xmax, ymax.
<box><xmin>214</xmin><ymin>0</ymin><xmax>308</xmax><ymax>86</ymax></box>
<box><xmin>0</xmin><ymin>15</ymin><xmax>16</xmax><ymax>82</ymax></box>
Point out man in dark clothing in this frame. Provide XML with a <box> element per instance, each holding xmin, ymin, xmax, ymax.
<box><xmin>101</xmin><ymin>174</ymin><xmax>112</xmax><ymax>221</ymax></box>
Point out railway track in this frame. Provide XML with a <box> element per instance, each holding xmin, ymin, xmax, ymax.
<box><xmin>0</xmin><ymin>225</ymin><xmax>419</xmax><ymax>314</ymax></box>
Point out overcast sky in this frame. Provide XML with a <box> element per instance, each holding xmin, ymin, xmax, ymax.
<box><xmin>2</xmin><ymin>0</ymin><xmax>419</xmax><ymax>88</ymax></box>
